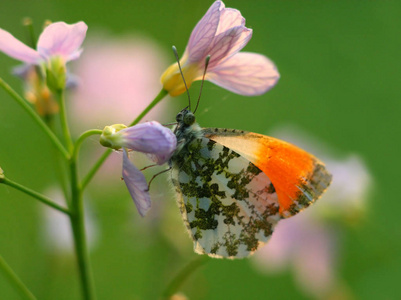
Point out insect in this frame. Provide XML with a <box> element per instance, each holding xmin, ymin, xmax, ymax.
<box><xmin>168</xmin><ymin>108</ymin><xmax>332</xmax><ymax>258</ymax></box>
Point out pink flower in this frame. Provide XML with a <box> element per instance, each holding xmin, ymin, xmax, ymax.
<box><xmin>100</xmin><ymin>122</ymin><xmax>177</xmax><ymax>216</ymax></box>
<box><xmin>161</xmin><ymin>0</ymin><xmax>279</xmax><ymax>96</ymax></box>
<box><xmin>254</xmin><ymin>215</ymin><xmax>338</xmax><ymax>297</ymax></box>
<box><xmin>69</xmin><ymin>36</ymin><xmax>170</xmax><ymax>131</ymax></box>
<box><xmin>0</xmin><ymin>21</ymin><xmax>87</xmax><ymax>65</ymax></box>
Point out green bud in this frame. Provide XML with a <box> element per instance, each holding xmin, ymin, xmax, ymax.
<box><xmin>45</xmin><ymin>56</ymin><xmax>67</xmax><ymax>92</ymax></box>
<box><xmin>100</xmin><ymin>124</ymin><xmax>128</xmax><ymax>150</ymax></box>
<box><xmin>0</xmin><ymin>167</ymin><xmax>4</xmax><ymax>183</ymax></box>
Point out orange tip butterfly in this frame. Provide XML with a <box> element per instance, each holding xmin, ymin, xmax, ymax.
<box><xmin>168</xmin><ymin>108</ymin><xmax>332</xmax><ymax>258</ymax></box>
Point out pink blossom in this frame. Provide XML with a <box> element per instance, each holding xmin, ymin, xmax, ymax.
<box><xmin>100</xmin><ymin>122</ymin><xmax>177</xmax><ymax>216</ymax></box>
<box><xmin>69</xmin><ymin>36</ymin><xmax>170</xmax><ymax>130</ymax></box>
<box><xmin>161</xmin><ymin>1</ymin><xmax>280</xmax><ymax>96</ymax></box>
<box><xmin>0</xmin><ymin>21</ymin><xmax>87</xmax><ymax>64</ymax></box>
<box><xmin>118</xmin><ymin>122</ymin><xmax>177</xmax><ymax>165</ymax></box>
<box><xmin>122</xmin><ymin>149</ymin><xmax>152</xmax><ymax>217</ymax></box>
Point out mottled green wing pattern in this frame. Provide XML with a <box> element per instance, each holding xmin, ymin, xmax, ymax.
<box><xmin>171</xmin><ymin>137</ymin><xmax>281</xmax><ymax>258</ymax></box>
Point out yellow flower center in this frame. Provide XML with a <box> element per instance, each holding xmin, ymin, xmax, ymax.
<box><xmin>160</xmin><ymin>55</ymin><xmax>200</xmax><ymax>97</ymax></box>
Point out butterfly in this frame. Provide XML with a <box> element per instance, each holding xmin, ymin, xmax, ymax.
<box><xmin>168</xmin><ymin>108</ymin><xmax>332</xmax><ymax>259</ymax></box>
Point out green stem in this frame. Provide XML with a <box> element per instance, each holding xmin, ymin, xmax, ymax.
<box><xmin>69</xmin><ymin>131</ymin><xmax>101</xmax><ymax>299</ymax></box>
<box><xmin>0</xmin><ymin>253</ymin><xmax>37</xmax><ymax>300</ymax></box>
<box><xmin>81</xmin><ymin>89</ymin><xmax>168</xmax><ymax>189</ymax></box>
<box><xmin>1</xmin><ymin>177</ymin><xmax>70</xmax><ymax>215</ymax></box>
<box><xmin>22</xmin><ymin>17</ymin><xmax>37</xmax><ymax>48</ymax></box>
<box><xmin>73</xmin><ymin>130</ymin><xmax>103</xmax><ymax>162</ymax></box>
<box><xmin>129</xmin><ymin>89</ymin><xmax>168</xmax><ymax>126</ymax></box>
<box><xmin>0</xmin><ymin>77</ymin><xmax>69</xmax><ymax>159</ymax></box>
<box><xmin>69</xmin><ymin>156</ymin><xmax>96</xmax><ymax>300</ymax></box>
<box><xmin>57</xmin><ymin>89</ymin><xmax>74</xmax><ymax>153</ymax></box>
<box><xmin>162</xmin><ymin>256</ymin><xmax>209</xmax><ymax>298</ymax></box>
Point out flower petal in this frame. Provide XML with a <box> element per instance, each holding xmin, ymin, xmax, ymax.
<box><xmin>0</xmin><ymin>28</ymin><xmax>40</xmax><ymax>63</ymax></box>
<box><xmin>119</xmin><ymin>121</ymin><xmax>176</xmax><ymax>164</ymax></box>
<box><xmin>206</xmin><ymin>52</ymin><xmax>280</xmax><ymax>95</ymax></box>
<box><xmin>186</xmin><ymin>1</ymin><xmax>223</xmax><ymax>63</ymax></box>
<box><xmin>207</xmin><ymin>25</ymin><xmax>252</xmax><ymax>68</ymax></box>
<box><xmin>215</xmin><ymin>7</ymin><xmax>245</xmax><ymax>36</ymax></box>
<box><xmin>37</xmin><ymin>21</ymin><xmax>88</xmax><ymax>61</ymax></box>
<box><xmin>122</xmin><ymin>149</ymin><xmax>151</xmax><ymax>217</ymax></box>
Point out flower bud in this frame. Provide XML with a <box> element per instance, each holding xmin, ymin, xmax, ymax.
<box><xmin>99</xmin><ymin>124</ymin><xmax>128</xmax><ymax>150</ymax></box>
<box><xmin>14</xmin><ymin>64</ymin><xmax>59</xmax><ymax>117</ymax></box>
<box><xmin>46</xmin><ymin>56</ymin><xmax>67</xmax><ymax>91</ymax></box>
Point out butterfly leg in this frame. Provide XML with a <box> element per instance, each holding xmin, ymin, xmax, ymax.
<box><xmin>140</xmin><ymin>164</ymin><xmax>158</xmax><ymax>171</ymax></box>
<box><xmin>145</xmin><ymin>167</ymin><xmax>172</xmax><ymax>192</ymax></box>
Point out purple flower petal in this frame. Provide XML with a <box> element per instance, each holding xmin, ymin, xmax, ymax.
<box><xmin>119</xmin><ymin>121</ymin><xmax>176</xmax><ymax>164</ymax></box>
<box><xmin>37</xmin><ymin>21</ymin><xmax>88</xmax><ymax>62</ymax></box>
<box><xmin>207</xmin><ymin>26</ymin><xmax>252</xmax><ymax>68</ymax></box>
<box><xmin>187</xmin><ymin>1</ymin><xmax>223</xmax><ymax>63</ymax></box>
<box><xmin>207</xmin><ymin>52</ymin><xmax>280</xmax><ymax>95</ymax></box>
<box><xmin>0</xmin><ymin>28</ymin><xmax>40</xmax><ymax>63</ymax></box>
<box><xmin>215</xmin><ymin>7</ymin><xmax>245</xmax><ymax>35</ymax></box>
<box><xmin>122</xmin><ymin>149</ymin><xmax>151</xmax><ymax>217</ymax></box>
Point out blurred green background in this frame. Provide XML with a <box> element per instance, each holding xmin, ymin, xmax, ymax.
<box><xmin>1</xmin><ymin>1</ymin><xmax>400</xmax><ymax>299</ymax></box>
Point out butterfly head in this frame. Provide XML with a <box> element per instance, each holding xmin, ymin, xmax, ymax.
<box><xmin>176</xmin><ymin>108</ymin><xmax>196</xmax><ymax>127</ymax></box>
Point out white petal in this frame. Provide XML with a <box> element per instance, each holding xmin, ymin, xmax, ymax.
<box><xmin>206</xmin><ymin>52</ymin><xmax>280</xmax><ymax>96</ymax></box>
<box><xmin>37</xmin><ymin>21</ymin><xmax>88</xmax><ymax>61</ymax></box>
<box><xmin>122</xmin><ymin>150</ymin><xmax>151</xmax><ymax>217</ymax></box>
<box><xmin>0</xmin><ymin>28</ymin><xmax>40</xmax><ymax>63</ymax></box>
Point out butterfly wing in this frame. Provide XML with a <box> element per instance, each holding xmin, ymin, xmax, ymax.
<box><xmin>170</xmin><ymin>136</ymin><xmax>281</xmax><ymax>258</ymax></box>
<box><xmin>203</xmin><ymin>128</ymin><xmax>332</xmax><ymax>218</ymax></box>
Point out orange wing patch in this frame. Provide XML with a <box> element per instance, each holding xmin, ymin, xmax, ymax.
<box><xmin>203</xmin><ymin>128</ymin><xmax>332</xmax><ymax>218</ymax></box>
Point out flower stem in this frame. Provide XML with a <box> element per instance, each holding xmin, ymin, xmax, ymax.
<box><xmin>0</xmin><ymin>177</ymin><xmax>70</xmax><ymax>215</ymax></box>
<box><xmin>129</xmin><ymin>89</ymin><xmax>168</xmax><ymax>126</ymax></box>
<box><xmin>73</xmin><ymin>129</ymin><xmax>103</xmax><ymax>161</ymax></box>
<box><xmin>67</xmin><ymin>131</ymin><xmax>101</xmax><ymax>299</ymax></box>
<box><xmin>81</xmin><ymin>89</ymin><xmax>168</xmax><ymax>189</ymax></box>
<box><xmin>22</xmin><ymin>17</ymin><xmax>37</xmax><ymax>48</ymax></box>
<box><xmin>57</xmin><ymin>89</ymin><xmax>74</xmax><ymax>153</ymax></box>
<box><xmin>0</xmin><ymin>253</ymin><xmax>37</xmax><ymax>300</ymax></box>
<box><xmin>0</xmin><ymin>77</ymin><xmax>69</xmax><ymax>159</ymax></box>
<box><xmin>69</xmin><ymin>156</ymin><xmax>96</xmax><ymax>300</ymax></box>
<box><xmin>162</xmin><ymin>256</ymin><xmax>209</xmax><ymax>298</ymax></box>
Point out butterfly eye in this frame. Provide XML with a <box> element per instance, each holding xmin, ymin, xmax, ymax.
<box><xmin>183</xmin><ymin>112</ymin><xmax>195</xmax><ymax>125</ymax></box>
<box><xmin>176</xmin><ymin>113</ymin><xmax>183</xmax><ymax>122</ymax></box>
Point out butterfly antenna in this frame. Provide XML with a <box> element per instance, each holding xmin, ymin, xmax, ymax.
<box><xmin>172</xmin><ymin>45</ymin><xmax>191</xmax><ymax>110</ymax></box>
<box><xmin>193</xmin><ymin>55</ymin><xmax>210</xmax><ymax>114</ymax></box>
